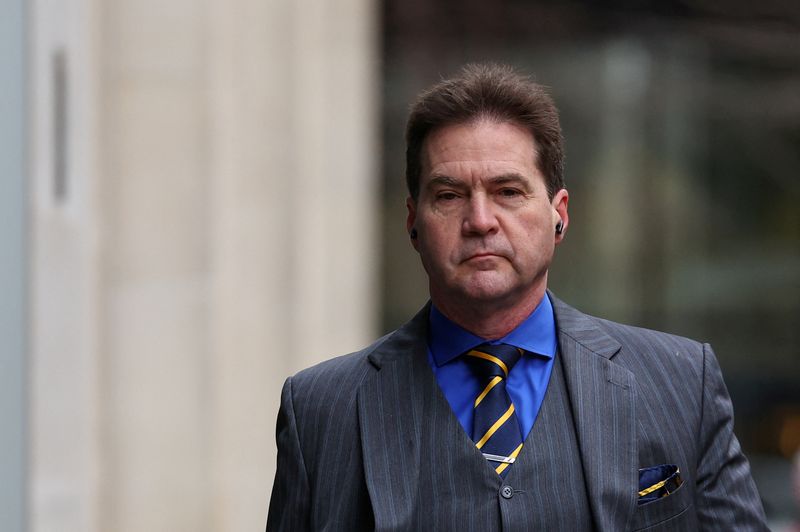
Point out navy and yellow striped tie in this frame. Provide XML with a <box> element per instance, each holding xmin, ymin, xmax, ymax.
<box><xmin>467</xmin><ymin>343</ymin><xmax>524</xmax><ymax>477</ymax></box>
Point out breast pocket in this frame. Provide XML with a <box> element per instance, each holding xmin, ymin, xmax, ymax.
<box><xmin>630</xmin><ymin>481</ymin><xmax>697</xmax><ymax>531</ymax></box>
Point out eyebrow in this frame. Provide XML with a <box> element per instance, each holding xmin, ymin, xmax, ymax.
<box><xmin>426</xmin><ymin>175</ymin><xmax>464</xmax><ymax>189</ymax></box>
<box><xmin>426</xmin><ymin>172</ymin><xmax>531</xmax><ymax>189</ymax></box>
<box><xmin>488</xmin><ymin>173</ymin><xmax>529</xmax><ymax>186</ymax></box>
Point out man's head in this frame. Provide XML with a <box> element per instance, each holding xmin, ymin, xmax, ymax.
<box><xmin>405</xmin><ymin>64</ymin><xmax>569</xmax><ymax>334</ymax></box>
<box><xmin>405</xmin><ymin>63</ymin><xmax>564</xmax><ymax>202</ymax></box>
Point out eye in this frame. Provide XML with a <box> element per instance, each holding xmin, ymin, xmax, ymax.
<box><xmin>436</xmin><ymin>191</ymin><xmax>460</xmax><ymax>201</ymax></box>
<box><xmin>498</xmin><ymin>188</ymin><xmax>523</xmax><ymax>198</ymax></box>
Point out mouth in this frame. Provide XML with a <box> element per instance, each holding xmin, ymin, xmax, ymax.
<box><xmin>463</xmin><ymin>252</ymin><xmax>503</xmax><ymax>263</ymax></box>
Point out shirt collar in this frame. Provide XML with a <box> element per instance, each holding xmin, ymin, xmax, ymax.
<box><xmin>428</xmin><ymin>293</ymin><xmax>557</xmax><ymax>367</ymax></box>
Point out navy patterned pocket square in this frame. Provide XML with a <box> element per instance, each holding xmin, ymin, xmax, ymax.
<box><xmin>638</xmin><ymin>464</ymin><xmax>682</xmax><ymax>505</ymax></box>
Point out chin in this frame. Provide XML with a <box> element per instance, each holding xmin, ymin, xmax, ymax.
<box><xmin>456</xmin><ymin>278</ymin><xmax>518</xmax><ymax>303</ymax></box>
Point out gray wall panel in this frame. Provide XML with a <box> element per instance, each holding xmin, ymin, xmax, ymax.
<box><xmin>0</xmin><ymin>0</ymin><xmax>28</xmax><ymax>530</ymax></box>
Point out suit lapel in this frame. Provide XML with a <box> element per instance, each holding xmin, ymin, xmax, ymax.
<box><xmin>357</xmin><ymin>305</ymin><xmax>431</xmax><ymax>529</ymax></box>
<box><xmin>551</xmin><ymin>293</ymin><xmax>638</xmax><ymax>532</ymax></box>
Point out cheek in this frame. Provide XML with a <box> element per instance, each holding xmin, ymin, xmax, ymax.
<box><xmin>420</xmin><ymin>215</ymin><xmax>456</xmax><ymax>243</ymax></box>
<box><xmin>510</xmin><ymin>219</ymin><xmax>553</xmax><ymax>257</ymax></box>
<box><xmin>510</xmin><ymin>215</ymin><xmax>544</xmax><ymax>239</ymax></box>
<box><xmin>418</xmin><ymin>226</ymin><xmax>461</xmax><ymax>266</ymax></box>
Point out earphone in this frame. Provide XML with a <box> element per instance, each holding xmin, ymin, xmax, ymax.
<box><xmin>410</xmin><ymin>228</ymin><xmax>418</xmax><ymax>240</ymax></box>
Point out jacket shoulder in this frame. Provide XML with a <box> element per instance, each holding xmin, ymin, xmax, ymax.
<box><xmin>585</xmin><ymin>314</ymin><xmax>709</xmax><ymax>392</ymax></box>
<box><xmin>593</xmin><ymin>315</ymin><xmax>705</xmax><ymax>352</ymax></box>
<box><xmin>289</xmin><ymin>330</ymin><xmax>394</xmax><ymax>396</ymax></box>
<box><xmin>288</xmin><ymin>302</ymin><xmax>430</xmax><ymax>396</ymax></box>
<box><xmin>551</xmin><ymin>291</ymin><xmax>707</xmax><ymax>374</ymax></box>
<box><xmin>550</xmin><ymin>292</ymin><xmax>704</xmax><ymax>355</ymax></box>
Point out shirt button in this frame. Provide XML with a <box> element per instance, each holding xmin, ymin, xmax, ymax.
<box><xmin>500</xmin><ymin>485</ymin><xmax>514</xmax><ymax>499</ymax></box>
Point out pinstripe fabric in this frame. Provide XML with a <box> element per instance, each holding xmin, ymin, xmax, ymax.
<box><xmin>267</xmin><ymin>293</ymin><xmax>768</xmax><ymax>531</ymax></box>
<box><xmin>501</xmin><ymin>352</ymin><xmax>593</xmax><ymax>530</ymax></box>
<box><xmin>405</xmin><ymin>337</ymin><xmax>501</xmax><ymax>531</ymax></box>
<box><xmin>267</xmin><ymin>345</ymin><xmax>377</xmax><ymax>531</ymax></box>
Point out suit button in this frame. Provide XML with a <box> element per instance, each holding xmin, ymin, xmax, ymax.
<box><xmin>500</xmin><ymin>485</ymin><xmax>513</xmax><ymax>499</ymax></box>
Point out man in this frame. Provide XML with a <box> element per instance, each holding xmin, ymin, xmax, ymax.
<box><xmin>267</xmin><ymin>63</ymin><xmax>767</xmax><ymax>531</ymax></box>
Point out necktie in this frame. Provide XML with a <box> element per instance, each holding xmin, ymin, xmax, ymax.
<box><xmin>466</xmin><ymin>343</ymin><xmax>524</xmax><ymax>477</ymax></box>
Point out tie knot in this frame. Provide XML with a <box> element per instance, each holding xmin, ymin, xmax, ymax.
<box><xmin>466</xmin><ymin>343</ymin><xmax>523</xmax><ymax>378</ymax></box>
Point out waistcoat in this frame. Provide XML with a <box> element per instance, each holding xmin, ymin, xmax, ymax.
<box><xmin>413</xmin><ymin>352</ymin><xmax>594</xmax><ymax>531</ymax></box>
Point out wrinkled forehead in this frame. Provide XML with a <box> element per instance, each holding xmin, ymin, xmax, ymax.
<box><xmin>419</xmin><ymin>119</ymin><xmax>541</xmax><ymax>182</ymax></box>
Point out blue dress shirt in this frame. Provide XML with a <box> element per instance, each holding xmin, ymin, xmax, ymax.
<box><xmin>426</xmin><ymin>294</ymin><xmax>557</xmax><ymax>440</ymax></box>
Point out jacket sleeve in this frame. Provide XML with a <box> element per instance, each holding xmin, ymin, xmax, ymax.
<box><xmin>266</xmin><ymin>377</ymin><xmax>311</xmax><ymax>532</ymax></box>
<box><xmin>695</xmin><ymin>343</ymin><xmax>769</xmax><ymax>530</ymax></box>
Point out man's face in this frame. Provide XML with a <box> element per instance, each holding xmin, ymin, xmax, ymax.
<box><xmin>407</xmin><ymin>119</ymin><xmax>568</xmax><ymax>312</ymax></box>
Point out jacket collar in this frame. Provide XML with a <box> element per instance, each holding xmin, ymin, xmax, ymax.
<box><xmin>366</xmin><ymin>302</ymin><xmax>430</xmax><ymax>369</ymax></box>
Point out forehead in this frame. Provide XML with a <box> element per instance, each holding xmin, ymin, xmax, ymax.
<box><xmin>421</xmin><ymin>120</ymin><xmax>539</xmax><ymax>181</ymax></box>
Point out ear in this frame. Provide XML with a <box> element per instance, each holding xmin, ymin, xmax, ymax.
<box><xmin>406</xmin><ymin>196</ymin><xmax>419</xmax><ymax>251</ymax></box>
<box><xmin>552</xmin><ymin>188</ymin><xmax>569</xmax><ymax>244</ymax></box>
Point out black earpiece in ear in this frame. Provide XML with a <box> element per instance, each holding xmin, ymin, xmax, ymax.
<box><xmin>555</xmin><ymin>220</ymin><xmax>563</xmax><ymax>235</ymax></box>
<box><xmin>410</xmin><ymin>228</ymin><xmax>418</xmax><ymax>240</ymax></box>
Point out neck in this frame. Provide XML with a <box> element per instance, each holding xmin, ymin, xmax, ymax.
<box><xmin>432</xmin><ymin>285</ymin><xmax>547</xmax><ymax>340</ymax></box>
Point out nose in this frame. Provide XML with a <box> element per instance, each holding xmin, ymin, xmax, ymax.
<box><xmin>462</xmin><ymin>194</ymin><xmax>499</xmax><ymax>236</ymax></box>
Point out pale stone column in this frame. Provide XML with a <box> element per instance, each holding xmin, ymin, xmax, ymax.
<box><xmin>96</xmin><ymin>0</ymin><xmax>213</xmax><ymax>528</ymax></box>
<box><xmin>30</xmin><ymin>0</ymin><xmax>377</xmax><ymax>530</ymax></box>
<box><xmin>29</xmin><ymin>0</ymin><xmax>102</xmax><ymax>529</ymax></box>
<box><xmin>207</xmin><ymin>0</ymin><xmax>378</xmax><ymax>529</ymax></box>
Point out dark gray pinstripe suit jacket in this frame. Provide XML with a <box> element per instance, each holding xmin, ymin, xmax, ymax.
<box><xmin>267</xmin><ymin>294</ymin><xmax>768</xmax><ymax>531</ymax></box>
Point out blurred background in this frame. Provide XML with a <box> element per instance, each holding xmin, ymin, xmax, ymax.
<box><xmin>1</xmin><ymin>0</ymin><xmax>798</xmax><ymax>530</ymax></box>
